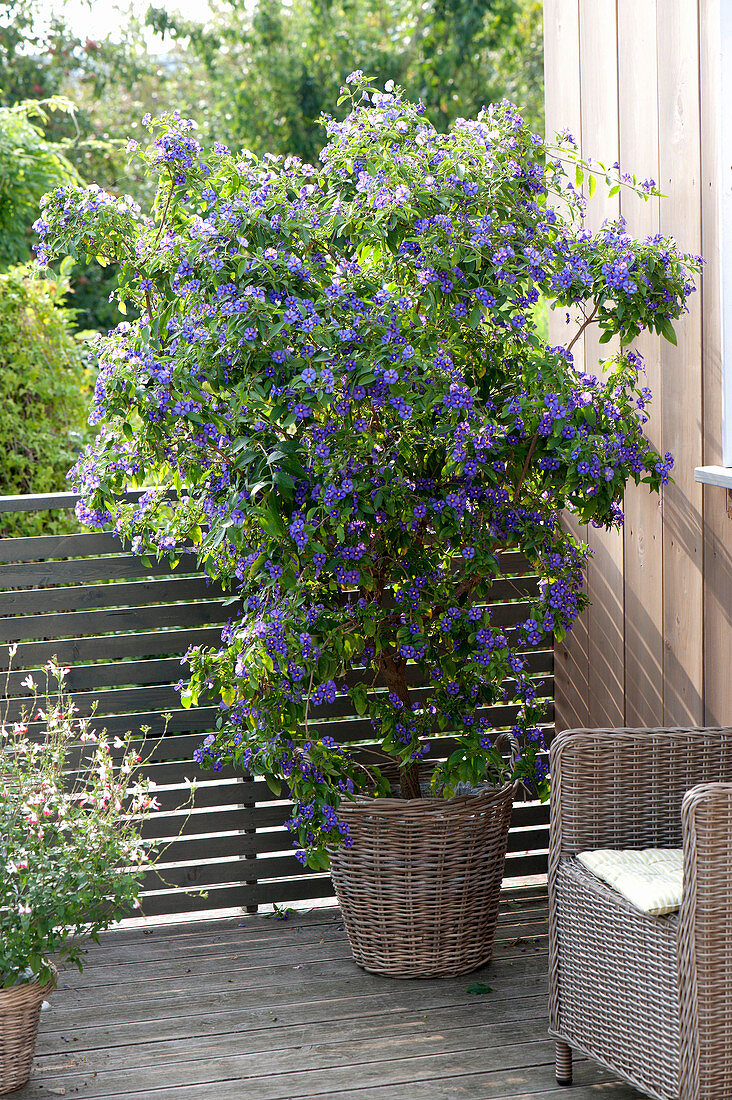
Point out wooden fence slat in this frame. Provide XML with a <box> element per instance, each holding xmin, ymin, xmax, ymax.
<box><xmin>24</xmin><ymin>708</ymin><xmax>220</xmax><ymax>740</ymax></box>
<box><xmin>0</xmin><ymin>554</ymin><xmax>201</xmax><ymax>587</ymax></box>
<box><xmin>0</xmin><ymin>597</ymin><xmax>535</xmax><ymax>644</ymax></box>
<box><xmin>151</xmin><ymin>781</ymin><xmax>250</xmax><ymax>814</ymax></box>
<box><xmin>2</xmin><ymin>683</ymin><xmax>188</xmax><ymax>722</ymax></box>
<box><xmin>151</xmin><ymin>832</ymin><xmax>297</xmax><ymax>863</ymax></box>
<box><xmin>4</xmin><ymin>679</ymin><xmax>554</xmax><ymax>725</ymax></box>
<box><xmin>0</xmin><ymin>576</ymin><xmax>225</xmax><ymax>615</ymax></box>
<box><xmin>2</xmin><ymin>657</ymin><xmax>185</xmax><ymax>693</ymax></box>
<box><xmin>144</xmin><ymin>817</ymin><xmax>551</xmax><ymax>871</ymax></box>
<box><xmin>0</xmin><ymin>488</ymin><xmax>168</xmax><ymax>513</ymax></box>
<box><xmin>617</xmin><ymin>0</ymin><xmax>664</xmax><ymax>727</ymax></box>
<box><xmin>0</xmin><ymin>600</ymin><xmax>231</xmax><ymax>642</ymax></box>
<box><xmin>579</xmin><ymin>0</ymin><xmax>626</xmax><ymax>729</ymax></box>
<box><xmin>0</xmin><ymin>532</ymin><xmax>532</xmax><ymax>569</ymax></box>
<box><xmin>138</xmin><ymin>876</ymin><xmax>336</xmax><ymax>917</ymax></box>
<box><xmin>657</xmin><ymin>0</ymin><xmax>705</xmax><ymax>726</ymax></box>
<box><xmin>544</xmin><ymin>0</ymin><xmax>590</xmax><ymax>734</ymax></box>
<box><xmin>0</xmin><ymin>628</ymin><xmax>225</xmax><ymax>667</ymax></box>
<box><xmin>700</xmin><ymin>0</ymin><xmax>732</xmax><ymax>727</ymax></box>
<box><xmin>143</xmin><ymin>806</ymin><xmax>259</xmax><ymax>840</ymax></box>
<box><xmin>0</xmin><ymin>532</ymin><xmax>123</xmax><ymax>561</ymax></box>
<box><xmin>1</xmin><ymin>650</ymin><xmax>553</xmax><ymax>697</ymax></box>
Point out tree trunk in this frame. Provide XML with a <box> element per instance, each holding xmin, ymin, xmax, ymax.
<box><xmin>378</xmin><ymin>650</ymin><xmax>422</xmax><ymax>799</ymax></box>
<box><xmin>399</xmin><ymin>760</ymin><xmax>422</xmax><ymax>799</ymax></box>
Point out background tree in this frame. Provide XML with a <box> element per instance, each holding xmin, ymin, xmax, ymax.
<box><xmin>0</xmin><ymin>265</ymin><xmax>93</xmax><ymax>534</ymax></box>
<box><xmin>147</xmin><ymin>0</ymin><xmax>543</xmax><ymax>165</ymax></box>
<box><xmin>0</xmin><ymin>0</ymin><xmax>544</xmax><ymax>331</ymax></box>
<box><xmin>0</xmin><ymin>98</ymin><xmax>78</xmax><ymax>269</ymax></box>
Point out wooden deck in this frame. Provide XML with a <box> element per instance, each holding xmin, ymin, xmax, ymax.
<box><xmin>23</xmin><ymin>888</ymin><xmax>642</xmax><ymax>1100</ymax></box>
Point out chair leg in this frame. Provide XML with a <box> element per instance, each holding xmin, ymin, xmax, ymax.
<box><xmin>555</xmin><ymin>1041</ymin><xmax>572</xmax><ymax>1086</ymax></box>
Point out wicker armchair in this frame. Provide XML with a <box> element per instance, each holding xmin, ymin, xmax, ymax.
<box><xmin>548</xmin><ymin>727</ymin><xmax>732</xmax><ymax>1100</ymax></box>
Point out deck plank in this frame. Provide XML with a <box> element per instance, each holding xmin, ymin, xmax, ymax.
<box><xmin>21</xmin><ymin>894</ymin><xmax>642</xmax><ymax>1100</ymax></box>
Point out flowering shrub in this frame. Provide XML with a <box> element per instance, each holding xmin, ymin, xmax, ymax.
<box><xmin>36</xmin><ymin>77</ymin><xmax>699</xmax><ymax>868</ymax></box>
<box><xmin>1</xmin><ymin>655</ymin><xmax>160</xmax><ymax>987</ymax></box>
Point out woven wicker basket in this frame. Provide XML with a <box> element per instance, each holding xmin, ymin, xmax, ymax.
<box><xmin>0</xmin><ymin>977</ymin><xmax>54</xmax><ymax>1095</ymax></box>
<box><xmin>330</xmin><ymin>782</ymin><xmax>515</xmax><ymax>978</ymax></box>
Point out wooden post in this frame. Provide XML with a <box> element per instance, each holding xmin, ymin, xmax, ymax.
<box><xmin>243</xmin><ymin>771</ymin><xmax>258</xmax><ymax>914</ymax></box>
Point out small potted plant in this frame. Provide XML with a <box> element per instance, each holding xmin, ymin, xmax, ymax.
<box><xmin>0</xmin><ymin>652</ymin><xmax>161</xmax><ymax>1094</ymax></box>
<box><xmin>35</xmin><ymin>78</ymin><xmax>699</xmax><ymax>978</ymax></box>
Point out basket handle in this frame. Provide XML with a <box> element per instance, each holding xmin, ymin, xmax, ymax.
<box><xmin>493</xmin><ymin>730</ymin><xmax>520</xmax><ymax>762</ymax></box>
<box><xmin>493</xmin><ymin>731</ymin><xmax>524</xmax><ymax>795</ymax></box>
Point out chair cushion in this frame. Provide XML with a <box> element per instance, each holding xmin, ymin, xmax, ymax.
<box><xmin>576</xmin><ymin>848</ymin><xmax>683</xmax><ymax>916</ymax></box>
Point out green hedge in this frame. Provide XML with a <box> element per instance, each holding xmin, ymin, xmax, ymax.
<box><xmin>0</xmin><ymin>265</ymin><xmax>93</xmax><ymax>536</ymax></box>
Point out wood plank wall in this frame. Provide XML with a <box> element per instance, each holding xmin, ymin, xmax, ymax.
<box><xmin>544</xmin><ymin>0</ymin><xmax>732</xmax><ymax>732</ymax></box>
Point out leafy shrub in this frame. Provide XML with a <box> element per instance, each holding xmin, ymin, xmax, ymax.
<box><xmin>0</xmin><ymin>656</ymin><xmax>161</xmax><ymax>987</ymax></box>
<box><xmin>0</xmin><ymin>98</ymin><xmax>78</xmax><ymax>271</ymax></box>
<box><xmin>37</xmin><ymin>80</ymin><xmax>699</xmax><ymax>867</ymax></box>
<box><xmin>0</xmin><ymin>265</ymin><xmax>93</xmax><ymax>535</ymax></box>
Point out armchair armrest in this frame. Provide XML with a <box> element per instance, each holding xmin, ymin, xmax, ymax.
<box><xmin>678</xmin><ymin>783</ymin><xmax>732</xmax><ymax>1099</ymax></box>
<box><xmin>549</xmin><ymin>727</ymin><xmax>732</xmax><ymax>860</ymax></box>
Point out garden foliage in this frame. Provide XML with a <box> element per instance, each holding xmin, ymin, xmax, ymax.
<box><xmin>0</xmin><ymin>656</ymin><xmax>161</xmax><ymax>988</ymax></box>
<box><xmin>148</xmin><ymin>0</ymin><xmax>544</xmax><ymax>163</ymax></box>
<box><xmin>37</xmin><ymin>79</ymin><xmax>699</xmax><ymax>866</ymax></box>
<box><xmin>0</xmin><ymin>98</ymin><xmax>78</xmax><ymax>271</ymax></box>
<box><xmin>0</xmin><ymin>264</ymin><xmax>92</xmax><ymax>535</ymax></box>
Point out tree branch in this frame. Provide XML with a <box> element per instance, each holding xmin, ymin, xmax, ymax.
<box><xmin>566</xmin><ymin>300</ymin><xmax>600</xmax><ymax>356</ymax></box>
<box><xmin>512</xmin><ymin>431</ymin><xmax>540</xmax><ymax>502</ymax></box>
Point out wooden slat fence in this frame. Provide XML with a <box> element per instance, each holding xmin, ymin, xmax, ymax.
<box><xmin>0</xmin><ymin>494</ymin><xmax>552</xmax><ymax>918</ymax></box>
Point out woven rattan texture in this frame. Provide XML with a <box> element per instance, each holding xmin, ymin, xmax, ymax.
<box><xmin>551</xmin><ymin>728</ymin><xmax>732</xmax><ymax>856</ymax></box>
<box><xmin>549</xmin><ymin>727</ymin><xmax>732</xmax><ymax>1100</ymax></box>
<box><xmin>0</xmin><ymin>979</ymin><xmax>54</xmax><ymax>1094</ymax></box>
<box><xmin>555</xmin><ymin>859</ymin><xmax>680</xmax><ymax>1098</ymax></box>
<box><xmin>679</xmin><ymin>783</ymin><xmax>732</xmax><ymax>1099</ymax></box>
<box><xmin>330</xmin><ymin>784</ymin><xmax>514</xmax><ymax>978</ymax></box>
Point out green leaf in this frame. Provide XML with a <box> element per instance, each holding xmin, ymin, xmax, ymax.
<box><xmin>588</xmin><ymin>173</ymin><xmax>597</xmax><ymax>198</ymax></box>
<box><xmin>180</xmin><ymin>687</ymin><xmax>196</xmax><ymax>710</ymax></box>
<box><xmin>467</xmin><ymin>982</ymin><xmax>493</xmax><ymax>995</ymax></box>
<box><xmin>659</xmin><ymin>318</ymin><xmax>678</xmax><ymax>345</ymax></box>
<box><xmin>352</xmin><ymin>683</ymin><xmax>369</xmax><ymax>716</ymax></box>
<box><xmin>260</xmin><ymin>507</ymin><xmax>287</xmax><ymax>539</ymax></box>
<box><xmin>249</xmin><ymin>479</ymin><xmax>271</xmax><ymax>501</ymax></box>
<box><xmin>265</xmin><ymin>774</ymin><xmax>282</xmax><ymax>797</ymax></box>
<box><xmin>308</xmin><ymin>849</ymin><xmax>331</xmax><ymax>871</ymax></box>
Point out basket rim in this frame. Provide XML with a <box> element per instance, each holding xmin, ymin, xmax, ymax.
<box><xmin>337</xmin><ymin>780</ymin><xmax>517</xmax><ymax>814</ymax></box>
<box><xmin>0</xmin><ymin>969</ymin><xmax>56</xmax><ymax>1007</ymax></box>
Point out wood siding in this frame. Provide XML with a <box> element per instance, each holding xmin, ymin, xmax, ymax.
<box><xmin>544</xmin><ymin>0</ymin><xmax>732</xmax><ymax>731</ymax></box>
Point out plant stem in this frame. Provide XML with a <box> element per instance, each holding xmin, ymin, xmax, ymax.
<box><xmin>513</xmin><ymin>431</ymin><xmax>539</xmax><ymax>502</ymax></box>
<box><xmin>566</xmin><ymin>300</ymin><xmax>600</xmax><ymax>355</ymax></box>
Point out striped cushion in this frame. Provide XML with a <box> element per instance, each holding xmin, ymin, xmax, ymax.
<box><xmin>576</xmin><ymin>848</ymin><xmax>684</xmax><ymax>916</ymax></box>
